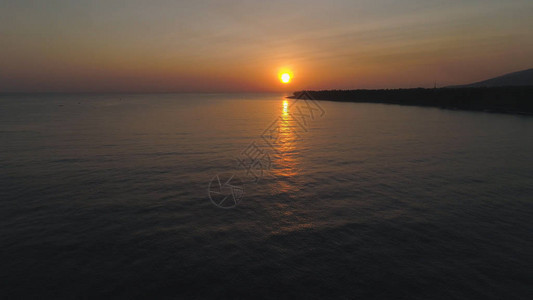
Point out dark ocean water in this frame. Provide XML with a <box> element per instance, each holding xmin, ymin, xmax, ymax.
<box><xmin>0</xmin><ymin>93</ymin><xmax>532</xmax><ymax>299</ymax></box>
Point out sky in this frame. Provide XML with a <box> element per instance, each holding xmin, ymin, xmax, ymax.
<box><xmin>1</xmin><ymin>0</ymin><xmax>532</xmax><ymax>92</ymax></box>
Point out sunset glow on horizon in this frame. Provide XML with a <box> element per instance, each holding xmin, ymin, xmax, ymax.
<box><xmin>1</xmin><ymin>0</ymin><xmax>532</xmax><ymax>93</ymax></box>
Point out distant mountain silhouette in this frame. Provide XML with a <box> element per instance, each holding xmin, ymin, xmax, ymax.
<box><xmin>291</xmin><ymin>67</ymin><xmax>533</xmax><ymax>115</ymax></box>
<box><xmin>448</xmin><ymin>68</ymin><xmax>533</xmax><ymax>88</ymax></box>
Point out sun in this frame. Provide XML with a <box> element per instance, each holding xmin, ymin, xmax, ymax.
<box><xmin>280</xmin><ymin>73</ymin><xmax>291</xmax><ymax>83</ymax></box>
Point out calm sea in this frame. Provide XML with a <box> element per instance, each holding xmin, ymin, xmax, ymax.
<box><xmin>0</xmin><ymin>93</ymin><xmax>532</xmax><ymax>299</ymax></box>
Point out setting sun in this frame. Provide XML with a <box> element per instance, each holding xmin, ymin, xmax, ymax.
<box><xmin>281</xmin><ymin>73</ymin><xmax>291</xmax><ymax>83</ymax></box>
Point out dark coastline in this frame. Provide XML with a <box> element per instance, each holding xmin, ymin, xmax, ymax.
<box><xmin>289</xmin><ymin>87</ymin><xmax>533</xmax><ymax>115</ymax></box>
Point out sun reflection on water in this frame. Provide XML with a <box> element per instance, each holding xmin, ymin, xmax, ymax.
<box><xmin>271</xmin><ymin>99</ymin><xmax>300</xmax><ymax>193</ymax></box>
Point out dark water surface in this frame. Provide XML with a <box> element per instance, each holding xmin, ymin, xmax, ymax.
<box><xmin>0</xmin><ymin>93</ymin><xmax>532</xmax><ymax>299</ymax></box>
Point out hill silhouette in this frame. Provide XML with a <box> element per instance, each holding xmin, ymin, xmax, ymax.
<box><xmin>447</xmin><ymin>68</ymin><xmax>533</xmax><ymax>88</ymax></box>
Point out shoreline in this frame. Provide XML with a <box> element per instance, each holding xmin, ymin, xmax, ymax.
<box><xmin>289</xmin><ymin>87</ymin><xmax>533</xmax><ymax>116</ymax></box>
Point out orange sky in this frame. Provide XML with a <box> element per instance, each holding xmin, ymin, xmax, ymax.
<box><xmin>1</xmin><ymin>0</ymin><xmax>532</xmax><ymax>92</ymax></box>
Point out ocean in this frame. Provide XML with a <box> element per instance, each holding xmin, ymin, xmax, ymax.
<box><xmin>0</xmin><ymin>93</ymin><xmax>532</xmax><ymax>299</ymax></box>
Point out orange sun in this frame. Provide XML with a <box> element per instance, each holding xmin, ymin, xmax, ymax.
<box><xmin>280</xmin><ymin>73</ymin><xmax>291</xmax><ymax>83</ymax></box>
